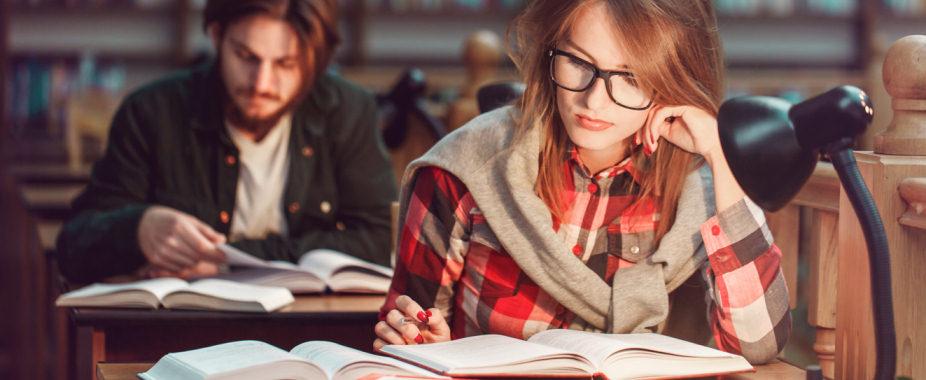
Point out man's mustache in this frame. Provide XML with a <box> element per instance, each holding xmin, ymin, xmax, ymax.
<box><xmin>235</xmin><ymin>89</ymin><xmax>281</xmax><ymax>102</ymax></box>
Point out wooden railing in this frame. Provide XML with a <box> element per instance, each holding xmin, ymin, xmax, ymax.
<box><xmin>767</xmin><ymin>162</ymin><xmax>840</xmax><ymax>378</ymax></box>
<box><xmin>768</xmin><ymin>34</ymin><xmax>926</xmax><ymax>380</ymax></box>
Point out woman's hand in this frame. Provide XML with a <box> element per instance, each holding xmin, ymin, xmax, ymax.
<box><xmin>641</xmin><ymin>104</ymin><xmax>747</xmax><ymax>212</ymax></box>
<box><xmin>639</xmin><ymin>105</ymin><xmax>723</xmax><ymax>165</ymax></box>
<box><xmin>373</xmin><ymin>295</ymin><xmax>451</xmax><ymax>351</ymax></box>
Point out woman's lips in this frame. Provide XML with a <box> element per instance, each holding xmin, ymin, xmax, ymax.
<box><xmin>575</xmin><ymin>114</ymin><xmax>613</xmax><ymax>131</ymax></box>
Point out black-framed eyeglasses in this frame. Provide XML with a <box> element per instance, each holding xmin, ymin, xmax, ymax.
<box><xmin>548</xmin><ymin>48</ymin><xmax>654</xmax><ymax>111</ymax></box>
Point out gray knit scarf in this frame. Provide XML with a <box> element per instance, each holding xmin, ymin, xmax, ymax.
<box><xmin>397</xmin><ymin>106</ymin><xmax>715</xmax><ymax>333</ymax></box>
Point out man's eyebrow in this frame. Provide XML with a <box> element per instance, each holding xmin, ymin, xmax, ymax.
<box><xmin>228</xmin><ymin>38</ymin><xmax>299</xmax><ymax>61</ymax></box>
<box><xmin>562</xmin><ymin>38</ymin><xmax>631</xmax><ymax>71</ymax></box>
<box><xmin>228</xmin><ymin>39</ymin><xmax>256</xmax><ymax>55</ymax></box>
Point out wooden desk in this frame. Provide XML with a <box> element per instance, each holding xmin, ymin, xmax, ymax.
<box><xmin>74</xmin><ymin>294</ymin><xmax>384</xmax><ymax>380</ymax></box>
<box><xmin>19</xmin><ymin>183</ymin><xmax>84</xmax><ymax>219</ymax></box>
<box><xmin>10</xmin><ymin>163</ymin><xmax>92</xmax><ymax>185</ymax></box>
<box><xmin>96</xmin><ymin>360</ymin><xmax>806</xmax><ymax>380</ymax></box>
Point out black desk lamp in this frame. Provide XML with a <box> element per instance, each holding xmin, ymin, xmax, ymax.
<box><xmin>717</xmin><ymin>86</ymin><xmax>896</xmax><ymax>380</ymax></box>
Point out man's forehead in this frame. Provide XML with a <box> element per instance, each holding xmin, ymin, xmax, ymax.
<box><xmin>224</xmin><ymin>14</ymin><xmax>301</xmax><ymax>58</ymax></box>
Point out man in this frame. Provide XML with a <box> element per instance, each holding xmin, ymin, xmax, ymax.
<box><xmin>56</xmin><ymin>0</ymin><xmax>397</xmax><ymax>283</ymax></box>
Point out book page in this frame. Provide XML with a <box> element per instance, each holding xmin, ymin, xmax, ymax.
<box><xmin>600</xmin><ymin>333</ymin><xmax>738</xmax><ymax>358</ymax></box>
<box><xmin>299</xmin><ymin>249</ymin><xmax>393</xmax><ymax>281</ymax></box>
<box><xmin>138</xmin><ymin>340</ymin><xmax>325</xmax><ymax>380</ymax></box>
<box><xmin>163</xmin><ymin>279</ymin><xmax>294</xmax><ymax>312</ymax></box>
<box><xmin>290</xmin><ymin>341</ymin><xmax>445</xmax><ymax>379</ymax></box>
<box><xmin>220</xmin><ymin>244</ymin><xmax>297</xmax><ymax>270</ymax></box>
<box><xmin>56</xmin><ymin>278</ymin><xmax>188</xmax><ymax>304</ymax></box>
<box><xmin>379</xmin><ymin>334</ymin><xmax>593</xmax><ymax>375</ymax></box>
<box><xmin>530</xmin><ymin>330</ymin><xmax>739</xmax><ymax>360</ymax></box>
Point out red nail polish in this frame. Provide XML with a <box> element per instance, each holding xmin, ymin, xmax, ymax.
<box><xmin>417</xmin><ymin>311</ymin><xmax>429</xmax><ymax>323</ymax></box>
<box><xmin>415</xmin><ymin>334</ymin><xmax>424</xmax><ymax>344</ymax></box>
<box><xmin>425</xmin><ymin>310</ymin><xmax>433</xmax><ymax>317</ymax></box>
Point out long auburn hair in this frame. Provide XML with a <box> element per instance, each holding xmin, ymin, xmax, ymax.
<box><xmin>204</xmin><ymin>0</ymin><xmax>340</xmax><ymax>86</ymax></box>
<box><xmin>508</xmin><ymin>0</ymin><xmax>724</xmax><ymax>245</ymax></box>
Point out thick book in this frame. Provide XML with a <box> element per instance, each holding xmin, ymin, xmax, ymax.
<box><xmin>54</xmin><ymin>278</ymin><xmax>294</xmax><ymax>313</ymax></box>
<box><xmin>217</xmin><ymin>244</ymin><xmax>394</xmax><ymax>294</ymax></box>
<box><xmin>379</xmin><ymin>330</ymin><xmax>754</xmax><ymax>379</ymax></box>
<box><xmin>138</xmin><ymin>340</ymin><xmax>448</xmax><ymax>380</ymax></box>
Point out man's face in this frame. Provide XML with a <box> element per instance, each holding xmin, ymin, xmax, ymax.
<box><xmin>214</xmin><ymin>14</ymin><xmax>307</xmax><ymax>127</ymax></box>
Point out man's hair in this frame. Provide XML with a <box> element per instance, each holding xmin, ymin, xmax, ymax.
<box><xmin>203</xmin><ymin>0</ymin><xmax>340</xmax><ymax>79</ymax></box>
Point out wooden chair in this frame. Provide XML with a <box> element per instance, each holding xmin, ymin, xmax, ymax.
<box><xmin>379</xmin><ymin>68</ymin><xmax>448</xmax><ymax>183</ymax></box>
<box><xmin>64</xmin><ymin>88</ymin><xmax>119</xmax><ymax>170</ymax></box>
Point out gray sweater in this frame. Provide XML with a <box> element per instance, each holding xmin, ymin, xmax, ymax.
<box><xmin>397</xmin><ymin>106</ymin><xmax>716</xmax><ymax>334</ymax></box>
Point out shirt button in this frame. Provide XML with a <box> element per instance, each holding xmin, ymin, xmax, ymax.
<box><xmin>320</xmin><ymin>201</ymin><xmax>332</xmax><ymax>214</ymax></box>
<box><xmin>572</xmin><ymin>244</ymin><xmax>583</xmax><ymax>255</ymax></box>
<box><xmin>288</xmin><ymin>202</ymin><xmax>301</xmax><ymax>214</ymax></box>
<box><xmin>225</xmin><ymin>155</ymin><xmax>236</xmax><ymax>166</ymax></box>
<box><xmin>630</xmin><ymin>246</ymin><xmax>640</xmax><ymax>254</ymax></box>
<box><xmin>711</xmin><ymin>225</ymin><xmax>721</xmax><ymax>236</ymax></box>
<box><xmin>336</xmin><ymin>221</ymin><xmax>346</xmax><ymax>231</ymax></box>
<box><xmin>219</xmin><ymin>211</ymin><xmax>230</xmax><ymax>224</ymax></box>
<box><xmin>587</xmin><ymin>183</ymin><xmax>598</xmax><ymax>194</ymax></box>
<box><xmin>301</xmin><ymin>146</ymin><xmax>314</xmax><ymax>157</ymax></box>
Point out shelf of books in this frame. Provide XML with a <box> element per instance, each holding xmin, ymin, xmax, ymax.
<box><xmin>4</xmin><ymin>0</ymin><xmax>926</xmax><ymax>159</ymax></box>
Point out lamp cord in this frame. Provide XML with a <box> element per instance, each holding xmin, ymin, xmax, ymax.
<box><xmin>827</xmin><ymin>145</ymin><xmax>897</xmax><ymax>380</ymax></box>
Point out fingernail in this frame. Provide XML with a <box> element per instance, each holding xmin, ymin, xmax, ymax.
<box><xmin>417</xmin><ymin>311</ymin><xmax>429</xmax><ymax>323</ymax></box>
<box><xmin>415</xmin><ymin>334</ymin><xmax>424</xmax><ymax>344</ymax></box>
<box><xmin>425</xmin><ymin>310</ymin><xmax>433</xmax><ymax>317</ymax></box>
<box><xmin>644</xmin><ymin>146</ymin><xmax>651</xmax><ymax>156</ymax></box>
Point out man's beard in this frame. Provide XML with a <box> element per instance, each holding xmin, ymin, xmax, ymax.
<box><xmin>225</xmin><ymin>90</ymin><xmax>301</xmax><ymax>134</ymax></box>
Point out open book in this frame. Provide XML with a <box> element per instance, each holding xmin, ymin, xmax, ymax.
<box><xmin>138</xmin><ymin>340</ymin><xmax>448</xmax><ymax>380</ymax></box>
<box><xmin>379</xmin><ymin>330</ymin><xmax>754</xmax><ymax>379</ymax></box>
<box><xmin>54</xmin><ymin>278</ymin><xmax>294</xmax><ymax>313</ymax></box>
<box><xmin>217</xmin><ymin>244</ymin><xmax>394</xmax><ymax>294</ymax></box>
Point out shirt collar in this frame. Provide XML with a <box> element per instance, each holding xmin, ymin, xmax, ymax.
<box><xmin>566</xmin><ymin>144</ymin><xmax>641</xmax><ymax>183</ymax></box>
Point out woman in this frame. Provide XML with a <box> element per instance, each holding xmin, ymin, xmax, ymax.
<box><xmin>375</xmin><ymin>0</ymin><xmax>790</xmax><ymax>364</ymax></box>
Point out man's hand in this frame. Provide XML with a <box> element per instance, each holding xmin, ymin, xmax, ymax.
<box><xmin>138</xmin><ymin>206</ymin><xmax>227</xmax><ymax>272</ymax></box>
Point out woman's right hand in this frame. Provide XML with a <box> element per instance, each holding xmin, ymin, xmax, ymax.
<box><xmin>373</xmin><ymin>295</ymin><xmax>451</xmax><ymax>350</ymax></box>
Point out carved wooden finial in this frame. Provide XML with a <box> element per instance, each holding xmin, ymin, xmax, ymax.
<box><xmin>461</xmin><ymin>30</ymin><xmax>503</xmax><ymax>97</ymax></box>
<box><xmin>446</xmin><ymin>30</ymin><xmax>503</xmax><ymax>131</ymax></box>
<box><xmin>874</xmin><ymin>35</ymin><xmax>926</xmax><ymax>155</ymax></box>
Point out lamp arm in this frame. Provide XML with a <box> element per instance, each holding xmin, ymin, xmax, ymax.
<box><xmin>827</xmin><ymin>145</ymin><xmax>897</xmax><ymax>380</ymax></box>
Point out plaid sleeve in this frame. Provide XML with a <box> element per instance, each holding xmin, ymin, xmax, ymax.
<box><xmin>699</xmin><ymin>197</ymin><xmax>792</xmax><ymax>364</ymax></box>
<box><xmin>379</xmin><ymin>167</ymin><xmax>474</xmax><ymax>323</ymax></box>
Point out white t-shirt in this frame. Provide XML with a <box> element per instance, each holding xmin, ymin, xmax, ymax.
<box><xmin>226</xmin><ymin>115</ymin><xmax>292</xmax><ymax>241</ymax></box>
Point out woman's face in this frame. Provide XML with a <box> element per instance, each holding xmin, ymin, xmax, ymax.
<box><xmin>555</xmin><ymin>2</ymin><xmax>650</xmax><ymax>157</ymax></box>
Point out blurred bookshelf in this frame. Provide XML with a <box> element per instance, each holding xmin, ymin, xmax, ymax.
<box><xmin>3</xmin><ymin>0</ymin><xmax>926</xmax><ymax>164</ymax></box>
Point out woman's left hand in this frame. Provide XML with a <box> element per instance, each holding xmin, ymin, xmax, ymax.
<box><xmin>640</xmin><ymin>105</ymin><xmax>721</xmax><ymax>162</ymax></box>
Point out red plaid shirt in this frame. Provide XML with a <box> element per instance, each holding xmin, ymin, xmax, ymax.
<box><xmin>381</xmin><ymin>150</ymin><xmax>790</xmax><ymax>361</ymax></box>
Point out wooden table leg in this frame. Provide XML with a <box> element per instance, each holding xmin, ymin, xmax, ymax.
<box><xmin>91</xmin><ymin>328</ymin><xmax>106</xmax><ymax>380</ymax></box>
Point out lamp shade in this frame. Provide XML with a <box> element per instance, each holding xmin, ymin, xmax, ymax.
<box><xmin>717</xmin><ymin>86</ymin><xmax>873</xmax><ymax>211</ymax></box>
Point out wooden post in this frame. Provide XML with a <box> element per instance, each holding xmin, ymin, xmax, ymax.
<box><xmin>874</xmin><ymin>35</ymin><xmax>926</xmax><ymax>156</ymax></box>
<box><xmin>793</xmin><ymin>163</ymin><xmax>839</xmax><ymax>379</ymax></box>
<box><xmin>837</xmin><ymin>35</ymin><xmax>926</xmax><ymax>380</ymax></box>
<box><xmin>445</xmin><ymin>30</ymin><xmax>503</xmax><ymax>131</ymax></box>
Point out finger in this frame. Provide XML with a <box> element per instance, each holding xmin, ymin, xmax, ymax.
<box><xmin>649</xmin><ymin>106</ymin><xmax>684</xmax><ymax>151</ymax></box>
<box><xmin>164</xmin><ymin>236</ymin><xmax>199</xmax><ymax>267</ymax></box>
<box><xmin>176</xmin><ymin>261</ymin><xmax>219</xmax><ymax>279</ymax></box>
<box><xmin>178</xmin><ymin>222</ymin><xmax>225</xmax><ymax>262</ymax></box>
<box><xmin>149</xmin><ymin>249</ymin><xmax>186</xmax><ymax>272</ymax></box>
<box><xmin>373</xmin><ymin>338</ymin><xmax>389</xmax><ymax>351</ymax></box>
<box><xmin>386</xmin><ymin>309</ymin><xmax>423</xmax><ymax>344</ymax></box>
<box><xmin>194</xmin><ymin>220</ymin><xmax>227</xmax><ymax>245</ymax></box>
<box><xmin>374</xmin><ymin>320</ymin><xmax>408</xmax><ymax>346</ymax></box>
<box><xmin>423</xmin><ymin>307</ymin><xmax>451</xmax><ymax>342</ymax></box>
<box><xmin>395</xmin><ymin>295</ymin><xmax>429</xmax><ymax>325</ymax></box>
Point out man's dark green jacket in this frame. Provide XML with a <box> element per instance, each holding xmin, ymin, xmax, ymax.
<box><xmin>55</xmin><ymin>64</ymin><xmax>398</xmax><ymax>283</ymax></box>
